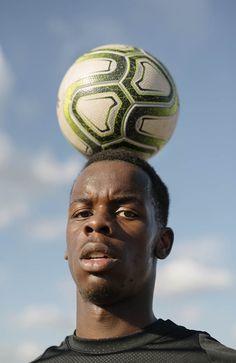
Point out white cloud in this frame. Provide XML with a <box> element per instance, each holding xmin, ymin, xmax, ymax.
<box><xmin>26</xmin><ymin>218</ymin><xmax>66</xmax><ymax>242</ymax></box>
<box><xmin>32</xmin><ymin>152</ymin><xmax>80</xmax><ymax>185</ymax></box>
<box><xmin>57</xmin><ymin>277</ymin><xmax>75</xmax><ymax>301</ymax></box>
<box><xmin>16</xmin><ymin>342</ymin><xmax>42</xmax><ymax>362</ymax></box>
<box><xmin>175</xmin><ymin>305</ymin><xmax>204</xmax><ymax>325</ymax></box>
<box><xmin>0</xmin><ymin>342</ymin><xmax>42</xmax><ymax>363</ymax></box>
<box><xmin>16</xmin><ymin>304</ymin><xmax>69</xmax><ymax>329</ymax></box>
<box><xmin>155</xmin><ymin>257</ymin><xmax>233</xmax><ymax>297</ymax></box>
<box><xmin>155</xmin><ymin>236</ymin><xmax>234</xmax><ymax>297</ymax></box>
<box><xmin>0</xmin><ymin>136</ymin><xmax>81</xmax><ymax>230</ymax></box>
<box><xmin>4</xmin><ymin>305</ymin><xmax>73</xmax><ymax>361</ymax></box>
<box><xmin>0</xmin><ymin>141</ymin><xmax>80</xmax><ymax>192</ymax></box>
<box><xmin>175</xmin><ymin>236</ymin><xmax>223</xmax><ymax>263</ymax></box>
<box><xmin>231</xmin><ymin>325</ymin><xmax>236</xmax><ymax>345</ymax></box>
<box><xmin>0</xmin><ymin>201</ymin><xmax>29</xmax><ymax>228</ymax></box>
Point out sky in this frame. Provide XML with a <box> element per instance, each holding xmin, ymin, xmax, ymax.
<box><xmin>0</xmin><ymin>0</ymin><xmax>235</xmax><ymax>361</ymax></box>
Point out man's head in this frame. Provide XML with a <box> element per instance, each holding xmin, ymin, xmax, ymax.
<box><xmin>66</xmin><ymin>149</ymin><xmax>174</xmax><ymax>306</ymax></box>
<box><xmin>77</xmin><ymin>148</ymin><xmax>170</xmax><ymax>227</ymax></box>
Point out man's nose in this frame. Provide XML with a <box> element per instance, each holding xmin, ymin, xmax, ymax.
<box><xmin>84</xmin><ymin>212</ymin><xmax>113</xmax><ymax>236</ymax></box>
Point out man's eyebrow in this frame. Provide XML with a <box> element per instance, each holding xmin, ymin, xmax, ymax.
<box><xmin>111</xmin><ymin>195</ymin><xmax>142</xmax><ymax>204</ymax></box>
<box><xmin>70</xmin><ymin>197</ymin><xmax>91</xmax><ymax>205</ymax></box>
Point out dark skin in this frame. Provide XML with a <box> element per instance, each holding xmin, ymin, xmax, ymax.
<box><xmin>65</xmin><ymin>160</ymin><xmax>174</xmax><ymax>339</ymax></box>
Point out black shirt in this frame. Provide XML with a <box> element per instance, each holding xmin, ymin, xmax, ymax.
<box><xmin>30</xmin><ymin>319</ymin><xmax>236</xmax><ymax>362</ymax></box>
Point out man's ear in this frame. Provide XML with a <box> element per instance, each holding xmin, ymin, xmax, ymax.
<box><xmin>64</xmin><ymin>251</ymin><xmax>68</xmax><ymax>260</ymax></box>
<box><xmin>155</xmin><ymin>227</ymin><xmax>174</xmax><ymax>259</ymax></box>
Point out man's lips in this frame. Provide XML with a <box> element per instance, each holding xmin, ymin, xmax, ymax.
<box><xmin>79</xmin><ymin>242</ymin><xmax>120</xmax><ymax>273</ymax></box>
<box><xmin>80</xmin><ymin>257</ymin><xmax>118</xmax><ymax>273</ymax></box>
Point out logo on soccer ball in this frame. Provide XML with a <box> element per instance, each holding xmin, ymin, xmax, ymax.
<box><xmin>57</xmin><ymin>44</ymin><xmax>179</xmax><ymax>159</ymax></box>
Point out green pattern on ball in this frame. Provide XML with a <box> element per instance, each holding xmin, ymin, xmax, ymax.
<box><xmin>64</xmin><ymin>84</ymin><xmax>131</xmax><ymax>143</ymax></box>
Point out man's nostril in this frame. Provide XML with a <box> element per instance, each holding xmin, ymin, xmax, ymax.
<box><xmin>84</xmin><ymin>223</ymin><xmax>112</xmax><ymax>235</ymax></box>
<box><xmin>85</xmin><ymin>225</ymin><xmax>94</xmax><ymax>234</ymax></box>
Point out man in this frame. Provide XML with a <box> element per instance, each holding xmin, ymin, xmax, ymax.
<box><xmin>31</xmin><ymin>148</ymin><xmax>236</xmax><ymax>362</ymax></box>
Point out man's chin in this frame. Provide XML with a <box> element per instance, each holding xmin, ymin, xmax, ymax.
<box><xmin>79</xmin><ymin>285</ymin><xmax>121</xmax><ymax>306</ymax></box>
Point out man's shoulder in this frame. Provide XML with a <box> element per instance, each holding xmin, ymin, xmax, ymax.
<box><xmin>161</xmin><ymin>320</ymin><xmax>236</xmax><ymax>362</ymax></box>
<box><xmin>198</xmin><ymin>332</ymin><xmax>236</xmax><ymax>362</ymax></box>
<box><xmin>29</xmin><ymin>338</ymin><xmax>69</xmax><ymax>362</ymax></box>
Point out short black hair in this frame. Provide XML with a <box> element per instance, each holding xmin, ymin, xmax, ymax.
<box><xmin>82</xmin><ymin>148</ymin><xmax>170</xmax><ymax>227</ymax></box>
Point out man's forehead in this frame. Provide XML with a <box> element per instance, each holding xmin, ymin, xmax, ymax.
<box><xmin>71</xmin><ymin>160</ymin><xmax>152</xmax><ymax>197</ymax></box>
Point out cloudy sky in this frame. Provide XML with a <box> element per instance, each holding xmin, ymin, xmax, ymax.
<box><xmin>0</xmin><ymin>0</ymin><xmax>236</xmax><ymax>361</ymax></box>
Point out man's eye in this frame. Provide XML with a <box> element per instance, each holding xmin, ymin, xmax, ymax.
<box><xmin>117</xmin><ymin>210</ymin><xmax>138</xmax><ymax>219</ymax></box>
<box><xmin>72</xmin><ymin>210</ymin><xmax>92</xmax><ymax>219</ymax></box>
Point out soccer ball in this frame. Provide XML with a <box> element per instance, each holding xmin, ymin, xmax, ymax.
<box><xmin>57</xmin><ymin>44</ymin><xmax>179</xmax><ymax>159</ymax></box>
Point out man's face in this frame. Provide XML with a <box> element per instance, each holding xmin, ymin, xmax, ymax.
<box><xmin>66</xmin><ymin>160</ymin><xmax>161</xmax><ymax>306</ymax></box>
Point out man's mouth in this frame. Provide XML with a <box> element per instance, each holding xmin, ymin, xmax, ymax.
<box><xmin>79</xmin><ymin>243</ymin><xmax>119</xmax><ymax>273</ymax></box>
<box><xmin>84</xmin><ymin>253</ymin><xmax>110</xmax><ymax>259</ymax></box>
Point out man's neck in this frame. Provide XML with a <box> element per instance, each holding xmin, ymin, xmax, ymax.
<box><xmin>75</xmin><ymin>290</ymin><xmax>156</xmax><ymax>339</ymax></box>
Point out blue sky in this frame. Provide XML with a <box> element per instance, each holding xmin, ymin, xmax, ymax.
<box><xmin>0</xmin><ymin>0</ymin><xmax>235</xmax><ymax>361</ymax></box>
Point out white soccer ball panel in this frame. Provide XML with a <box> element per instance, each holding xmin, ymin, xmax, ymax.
<box><xmin>136</xmin><ymin>114</ymin><xmax>177</xmax><ymax>140</ymax></box>
<box><xmin>74</xmin><ymin>58</ymin><xmax>117</xmax><ymax>77</ymax></box>
<box><xmin>132</xmin><ymin>58</ymin><xmax>171</xmax><ymax>96</ymax></box>
<box><xmin>58</xmin><ymin>59</ymin><xmax>117</xmax><ymax>99</ymax></box>
<box><xmin>76</xmin><ymin>92</ymin><xmax>122</xmax><ymax>136</ymax></box>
